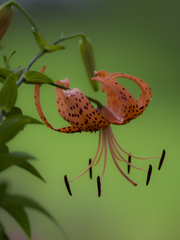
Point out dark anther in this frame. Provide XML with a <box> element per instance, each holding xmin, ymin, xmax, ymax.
<box><xmin>64</xmin><ymin>175</ymin><xmax>72</xmax><ymax>196</ymax></box>
<box><xmin>146</xmin><ymin>165</ymin><xmax>152</xmax><ymax>186</ymax></box>
<box><xmin>89</xmin><ymin>158</ymin><xmax>92</xmax><ymax>179</ymax></box>
<box><xmin>158</xmin><ymin>149</ymin><xmax>165</xmax><ymax>170</ymax></box>
<box><xmin>128</xmin><ymin>155</ymin><xmax>131</xmax><ymax>174</ymax></box>
<box><xmin>97</xmin><ymin>176</ymin><xmax>101</xmax><ymax>197</ymax></box>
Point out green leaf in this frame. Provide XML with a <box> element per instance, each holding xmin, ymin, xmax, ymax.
<box><xmin>0</xmin><ymin>182</ymin><xmax>8</xmax><ymax>205</ymax></box>
<box><xmin>0</xmin><ymin>145</ymin><xmax>9</xmax><ymax>155</ymax></box>
<box><xmin>0</xmin><ymin>68</ymin><xmax>16</xmax><ymax>84</ymax></box>
<box><xmin>45</xmin><ymin>45</ymin><xmax>65</xmax><ymax>53</ymax></box>
<box><xmin>0</xmin><ymin>115</ymin><xmax>43</xmax><ymax>146</ymax></box>
<box><xmin>32</xmin><ymin>30</ymin><xmax>47</xmax><ymax>50</ymax></box>
<box><xmin>4</xmin><ymin>106</ymin><xmax>22</xmax><ymax>118</ymax></box>
<box><xmin>0</xmin><ymin>222</ymin><xmax>10</xmax><ymax>240</ymax></box>
<box><xmin>0</xmin><ymin>152</ymin><xmax>35</xmax><ymax>172</ymax></box>
<box><xmin>5</xmin><ymin>50</ymin><xmax>16</xmax><ymax>69</ymax></box>
<box><xmin>1</xmin><ymin>194</ymin><xmax>68</xmax><ymax>240</ymax></box>
<box><xmin>1</xmin><ymin>232</ymin><xmax>10</xmax><ymax>240</ymax></box>
<box><xmin>79</xmin><ymin>37</ymin><xmax>98</xmax><ymax>91</ymax></box>
<box><xmin>0</xmin><ymin>74</ymin><xmax>18</xmax><ymax>113</ymax></box>
<box><xmin>24</xmin><ymin>71</ymin><xmax>54</xmax><ymax>84</ymax></box>
<box><xmin>17</xmin><ymin>161</ymin><xmax>45</xmax><ymax>182</ymax></box>
<box><xmin>3</xmin><ymin>55</ymin><xmax>10</xmax><ymax>70</ymax></box>
<box><xmin>3</xmin><ymin>206</ymin><xmax>31</xmax><ymax>238</ymax></box>
<box><xmin>13</xmin><ymin>66</ymin><xmax>25</xmax><ymax>79</ymax></box>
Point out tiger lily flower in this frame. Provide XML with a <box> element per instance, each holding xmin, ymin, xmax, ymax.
<box><xmin>34</xmin><ymin>67</ymin><xmax>165</xmax><ymax>196</ymax></box>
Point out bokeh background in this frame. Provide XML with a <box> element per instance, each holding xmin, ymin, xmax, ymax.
<box><xmin>0</xmin><ymin>0</ymin><xmax>180</xmax><ymax>239</ymax></box>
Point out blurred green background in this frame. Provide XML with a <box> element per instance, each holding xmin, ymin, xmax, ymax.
<box><xmin>0</xmin><ymin>0</ymin><xmax>180</xmax><ymax>239</ymax></box>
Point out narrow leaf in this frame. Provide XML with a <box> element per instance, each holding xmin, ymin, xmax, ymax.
<box><xmin>3</xmin><ymin>55</ymin><xmax>10</xmax><ymax>70</ymax></box>
<box><xmin>2</xmin><ymin>195</ymin><xmax>68</xmax><ymax>239</ymax></box>
<box><xmin>32</xmin><ymin>30</ymin><xmax>47</xmax><ymax>50</ymax></box>
<box><xmin>5</xmin><ymin>51</ymin><xmax>16</xmax><ymax>69</ymax></box>
<box><xmin>0</xmin><ymin>182</ymin><xmax>8</xmax><ymax>205</ymax></box>
<box><xmin>79</xmin><ymin>37</ymin><xmax>98</xmax><ymax>91</ymax></box>
<box><xmin>0</xmin><ymin>115</ymin><xmax>43</xmax><ymax>146</ymax></box>
<box><xmin>13</xmin><ymin>66</ymin><xmax>25</xmax><ymax>79</ymax></box>
<box><xmin>0</xmin><ymin>152</ymin><xmax>35</xmax><ymax>172</ymax></box>
<box><xmin>24</xmin><ymin>71</ymin><xmax>54</xmax><ymax>84</ymax></box>
<box><xmin>0</xmin><ymin>74</ymin><xmax>18</xmax><ymax>113</ymax></box>
<box><xmin>0</xmin><ymin>145</ymin><xmax>9</xmax><ymax>155</ymax></box>
<box><xmin>16</xmin><ymin>161</ymin><xmax>45</xmax><ymax>182</ymax></box>
<box><xmin>0</xmin><ymin>222</ymin><xmax>10</xmax><ymax>240</ymax></box>
<box><xmin>4</xmin><ymin>106</ymin><xmax>22</xmax><ymax>118</ymax></box>
<box><xmin>45</xmin><ymin>45</ymin><xmax>65</xmax><ymax>53</ymax></box>
<box><xmin>0</xmin><ymin>68</ymin><xmax>15</xmax><ymax>84</ymax></box>
<box><xmin>3</xmin><ymin>206</ymin><xmax>31</xmax><ymax>238</ymax></box>
<box><xmin>1</xmin><ymin>232</ymin><xmax>10</xmax><ymax>240</ymax></box>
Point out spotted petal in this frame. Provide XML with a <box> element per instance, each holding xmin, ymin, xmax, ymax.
<box><xmin>92</xmin><ymin>73</ymin><xmax>138</xmax><ymax>124</ymax></box>
<box><xmin>34</xmin><ymin>84</ymin><xmax>81</xmax><ymax>133</ymax></box>
<box><xmin>55</xmin><ymin>81</ymin><xmax>109</xmax><ymax>132</ymax></box>
<box><xmin>105</xmin><ymin>72</ymin><xmax>152</xmax><ymax>118</ymax></box>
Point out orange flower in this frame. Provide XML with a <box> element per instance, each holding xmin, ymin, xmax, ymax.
<box><xmin>0</xmin><ymin>3</ymin><xmax>13</xmax><ymax>43</ymax></box>
<box><xmin>35</xmin><ymin>67</ymin><xmax>165</xmax><ymax>196</ymax></box>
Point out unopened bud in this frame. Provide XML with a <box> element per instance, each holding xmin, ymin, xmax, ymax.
<box><xmin>79</xmin><ymin>37</ymin><xmax>98</xmax><ymax>91</ymax></box>
<box><xmin>0</xmin><ymin>3</ymin><xmax>13</xmax><ymax>43</ymax></box>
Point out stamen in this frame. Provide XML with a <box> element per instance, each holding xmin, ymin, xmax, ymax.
<box><xmin>69</xmin><ymin>129</ymin><xmax>102</xmax><ymax>183</ymax></box>
<box><xmin>146</xmin><ymin>165</ymin><xmax>152</xmax><ymax>186</ymax></box>
<box><xmin>89</xmin><ymin>159</ymin><xmax>92</xmax><ymax>179</ymax></box>
<box><xmin>100</xmin><ymin>129</ymin><xmax>107</xmax><ymax>181</ymax></box>
<box><xmin>97</xmin><ymin>176</ymin><xmax>101</xmax><ymax>197</ymax></box>
<box><xmin>107</xmin><ymin>128</ymin><xmax>147</xmax><ymax>172</ymax></box>
<box><xmin>64</xmin><ymin>175</ymin><xmax>72</xmax><ymax>196</ymax></box>
<box><xmin>109</xmin><ymin>127</ymin><xmax>159</xmax><ymax>160</ymax></box>
<box><xmin>158</xmin><ymin>149</ymin><xmax>165</xmax><ymax>170</ymax></box>
<box><xmin>128</xmin><ymin>155</ymin><xmax>131</xmax><ymax>174</ymax></box>
<box><xmin>92</xmin><ymin>130</ymin><xmax>104</xmax><ymax>166</ymax></box>
<box><xmin>107</xmin><ymin>129</ymin><xmax>137</xmax><ymax>186</ymax></box>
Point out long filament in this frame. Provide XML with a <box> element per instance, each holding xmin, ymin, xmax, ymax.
<box><xmin>100</xmin><ymin>129</ymin><xmax>107</xmax><ymax>181</ymax></box>
<box><xmin>107</xmin><ymin>127</ymin><xmax>147</xmax><ymax>172</ymax></box>
<box><xmin>107</xmin><ymin>130</ymin><xmax>137</xmax><ymax>186</ymax></box>
<box><xmin>69</xmin><ymin>129</ymin><xmax>102</xmax><ymax>182</ymax></box>
<box><xmin>92</xmin><ymin>129</ymin><xmax>104</xmax><ymax>166</ymax></box>
<box><xmin>109</xmin><ymin>127</ymin><xmax>159</xmax><ymax>160</ymax></box>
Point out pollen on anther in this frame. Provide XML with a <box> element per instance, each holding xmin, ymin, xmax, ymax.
<box><xmin>158</xmin><ymin>149</ymin><xmax>165</xmax><ymax>170</ymax></box>
<box><xmin>146</xmin><ymin>165</ymin><xmax>152</xmax><ymax>186</ymax></box>
<box><xmin>97</xmin><ymin>176</ymin><xmax>101</xmax><ymax>197</ymax></box>
<box><xmin>89</xmin><ymin>159</ymin><xmax>92</xmax><ymax>179</ymax></box>
<box><xmin>127</xmin><ymin>155</ymin><xmax>131</xmax><ymax>174</ymax></box>
<box><xmin>64</xmin><ymin>175</ymin><xmax>72</xmax><ymax>196</ymax></box>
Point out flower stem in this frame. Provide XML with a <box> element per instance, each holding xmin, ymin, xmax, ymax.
<box><xmin>17</xmin><ymin>32</ymin><xmax>87</xmax><ymax>87</ymax></box>
<box><xmin>53</xmin><ymin>32</ymin><xmax>85</xmax><ymax>45</ymax></box>
<box><xmin>7</xmin><ymin>1</ymin><xmax>39</xmax><ymax>32</ymax></box>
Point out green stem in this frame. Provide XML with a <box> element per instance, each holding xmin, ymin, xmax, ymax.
<box><xmin>53</xmin><ymin>32</ymin><xmax>85</xmax><ymax>45</ymax></box>
<box><xmin>15</xmin><ymin>32</ymin><xmax>101</xmax><ymax>110</ymax></box>
<box><xmin>7</xmin><ymin>1</ymin><xmax>39</xmax><ymax>32</ymax></box>
<box><xmin>17</xmin><ymin>32</ymin><xmax>86</xmax><ymax>87</ymax></box>
<box><xmin>49</xmin><ymin>83</ymin><xmax>103</xmax><ymax>108</ymax></box>
<box><xmin>17</xmin><ymin>50</ymin><xmax>46</xmax><ymax>87</ymax></box>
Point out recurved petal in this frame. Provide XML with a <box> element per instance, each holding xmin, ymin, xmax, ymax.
<box><xmin>92</xmin><ymin>75</ymin><xmax>138</xmax><ymax>124</ymax></box>
<box><xmin>56</xmin><ymin>84</ymin><xmax>109</xmax><ymax>132</ymax></box>
<box><xmin>34</xmin><ymin>84</ymin><xmax>81</xmax><ymax>133</ymax></box>
<box><xmin>101</xmin><ymin>106</ymin><xmax>124</xmax><ymax>125</ymax></box>
<box><xmin>55</xmin><ymin>78</ymin><xmax>75</xmax><ymax>126</ymax></box>
<box><xmin>105</xmin><ymin>73</ymin><xmax>152</xmax><ymax>118</ymax></box>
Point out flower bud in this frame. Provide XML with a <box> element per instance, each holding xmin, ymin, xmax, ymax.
<box><xmin>79</xmin><ymin>37</ymin><xmax>98</xmax><ymax>91</ymax></box>
<box><xmin>0</xmin><ymin>3</ymin><xmax>13</xmax><ymax>43</ymax></box>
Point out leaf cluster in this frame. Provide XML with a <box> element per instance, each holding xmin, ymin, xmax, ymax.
<box><xmin>0</xmin><ymin>0</ymin><xmax>100</xmax><ymax>239</ymax></box>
